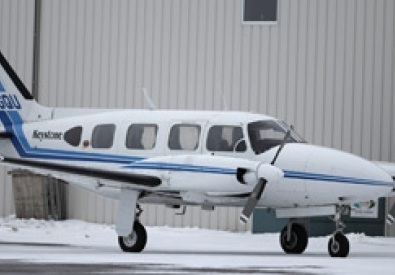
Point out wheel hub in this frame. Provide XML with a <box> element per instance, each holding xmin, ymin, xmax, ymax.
<box><xmin>283</xmin><ymin>233</ymin><xmax>297</xmax><ymax>249</ymax></box>
<box><xmin>331</xmin><ymin>240</ymin><xmax>340</xmax><ymax>253</ymax></box>
<box><xmin>123</xmin><ymin>232</ymin><xmax>137</xmax><ymax>247</ymax></box>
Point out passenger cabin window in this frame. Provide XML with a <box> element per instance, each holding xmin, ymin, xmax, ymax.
<box><xmin>64</xmin><ymin>126</ymin><xmax>82</xmax><ymax>147</ymax></box>
<box><xmin>168</xmin><ymin>124</ymin><xmax>201</xmax><ymax>151</ymax></box>
<box><xmin>126</xmin><ymin>124</ymin><xmax>158</xmax><ymax>150</ymax></box>
<box><xmin>207</xmin><ymin>126</ymin><xmax>246</xmax><ymax>152</ymax></box>
<box><xmin>91</xmin><ymin>124</ymin><xmax>115</xmax><ymax>149</ymax></box>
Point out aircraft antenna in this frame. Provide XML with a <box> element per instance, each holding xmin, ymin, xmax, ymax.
<box><xmin>143</xmin><ymin>87</ymin><xmax>157</xmax><ymax>110</ymax></box>
<box><xmin>220</xmin><ymin>89</ymin><xmax>228</xmax><ymax>111</ymax></box>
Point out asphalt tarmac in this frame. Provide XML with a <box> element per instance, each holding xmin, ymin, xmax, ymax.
<box><xmin>0</xmin><ymin>261</ymin><xmax>322</xmax><ymax>275</ymax></box>
<box><xmin>0</xmin><ymin>242</ymin><xmax>322</xmax><ymax>275</ymax></box>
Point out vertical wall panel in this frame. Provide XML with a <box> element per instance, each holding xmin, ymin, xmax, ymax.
<box><xmin>342</xmin><ymin>0</ymin><xmax>356</xmax><ymax>153</ymax></box>
<box><xmin>380</xmin><ymin>0</ymin><xmax>394</xmax><ymax>162</ymax></box>
<box><xmin>1</xmin><ymin>0</ymin><xmax>394</xmax><ymax>231</ymax></box>
<box><xmin>313</xmin><ymin>0</ymin><xmax>326</xmax><ymax>145</ymax></box>
<box><xmin>351</xmin><ymin>0</ymin><xmax>365</xmax><ymax>156</ymax></box>
<box><xmin>333</xmin><ymin>0</ymin><xmax>346</xmax><ymax>149</ymax></box>
<box><xmin>305</xmin><ymin>0</ymin><xmax>319</xmax><ymax>143</ymax></box>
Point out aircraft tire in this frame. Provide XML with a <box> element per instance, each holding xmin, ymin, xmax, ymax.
<box><xmin>328</xmin><ymin>232</ymin><xmax>349</xmax><ymax>258</ymax></box>
<box><xmin>280</xmin><ymin>223</ymin><xmax>308</xmax><ymax>254</ymax></box>
<box><xmin>118</xmin><ymin>221</ymin><xmax>147</xmax><ymax>253</ymax></box>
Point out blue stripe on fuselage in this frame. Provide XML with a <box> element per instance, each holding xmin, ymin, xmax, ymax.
<box><xmin>123</xmin><ymin>162</ymin><xmax>236</xmax><ymax>175</ymax></box>
<box><xmin>283</xmin><ymin>170</ymin><xmax>391</xmax><ymax>187</ymax></box>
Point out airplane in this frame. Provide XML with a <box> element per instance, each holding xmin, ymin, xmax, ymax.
<box><xmin>0</xmin><ymin>49</ymin><xmax>394</xmax><ymax>258</ymax></box>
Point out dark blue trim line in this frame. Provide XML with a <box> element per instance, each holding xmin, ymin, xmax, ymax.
<box><xmin>283</xmin><ymin>170</ymin><xmax>392</xmax><ymax>187</ymax></box>
<box><xmin>123</xmin><ymin>162</ymin><xmax>236</xmax><ymax>175</ymax></box>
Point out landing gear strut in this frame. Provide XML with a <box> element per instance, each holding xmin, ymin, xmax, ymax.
<box><xmin>280</xmin><ymin>221</ymin><xmax>308</xmax><ymax>254</ymax></box>
<box><xmin>328</xmin><ymin>207</ymin><xmax>349</xmax><ymax>257</ymax></box>
<box><xmin>118</xmin><ymin>204</ymin><xmax>147</xmax><ymax>253</ymax></box>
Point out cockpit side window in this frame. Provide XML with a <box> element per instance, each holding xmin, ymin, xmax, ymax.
<box><xmin>248</xmin><ymin>120</ymin><xmax>301</xmax><ymax>154</ymax></box>
<box><xmin>207</xmin><ymin>126</ymin><xmax>246</xmax><ymax>152</ymax></box>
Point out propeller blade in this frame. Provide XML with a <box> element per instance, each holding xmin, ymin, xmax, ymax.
<box><xmin>240</xmin><ymin>178</ymin><xmax>267</xmax><ymax>224</ymax></box>
<box><xmin>271</xmin><ymin>130</ymin><xmax>291</xmax><ymax>165</ymax></box>
<box><xmin>387</xmin><ymin>202</ymin><xmax>395</xmax><ymax>225</ymax></box>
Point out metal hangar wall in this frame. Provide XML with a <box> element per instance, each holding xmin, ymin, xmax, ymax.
<box><xmin>0</xmin><ymin>0</ymin><xmax>394</xmax><ymax>232</ymax></box>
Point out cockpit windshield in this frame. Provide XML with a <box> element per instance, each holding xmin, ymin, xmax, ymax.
<box><xmin>248</xmin><ymin>120</ymin><xmax>305</xmax><ymax>154</ymax></box>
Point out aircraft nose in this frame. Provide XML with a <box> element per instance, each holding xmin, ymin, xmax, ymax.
<box><xmin>301</xmin><ymin>144</ymin><xmax>394</xmax><ymax>202</ymax></box>
<box><xmin>305</xmin><ymin>145</ymin><xmax>393</xmax><ymax>185</ymax></box>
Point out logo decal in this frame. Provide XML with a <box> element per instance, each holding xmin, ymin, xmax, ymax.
<box><xmin>32</xmin><ymin>130</ymin><xmax>63</xmax><ymax>142</ymax></box>
<box><xmin>353</xmin><ymin>200</ymin><xmax>376</xmax><ymax>209</ymax></box>
<box><xmin>0</xmin><ymin>94</ymin><xmax>21</xmax><ymax>110</ymax></box>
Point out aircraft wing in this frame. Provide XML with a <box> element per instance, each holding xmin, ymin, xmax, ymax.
<box><xmin>0</xmin><ymin>156</ymin><xmax>161</xmax><ymax>190</ymax></box>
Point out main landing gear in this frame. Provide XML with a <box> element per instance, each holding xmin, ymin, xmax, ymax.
<box><xmin>118</xmin><ymin>204</ymin><xmax>148</xmax><ymax>253</ymax></box>
<box><xmin>280</xmin><ymin>221</ymin><xmax>308</xmax><ymax>254</ymax></box>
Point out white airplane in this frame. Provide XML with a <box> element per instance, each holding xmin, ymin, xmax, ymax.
<box><xmin>0</xmin><ymin>50</ymin><xmax>394</xmax><ymax>258</ymax></box>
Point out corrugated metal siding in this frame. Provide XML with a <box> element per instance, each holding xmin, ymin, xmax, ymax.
<box><xmin>0</xmin><ymin>0</ymin><xmax>35</xmax><ymax>217</ymax></box>
<box><xmin>0</xmin><ymin>0</ymin><xmax>394</xmax><ymax>231</ymax></box>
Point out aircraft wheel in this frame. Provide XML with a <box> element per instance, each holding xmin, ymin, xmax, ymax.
<box><xmin>280</xmin><ymin>223</ymin><xmax>308</xmax><ymax>254</ymax></box>
<box><xmin>118</xmin><ymin>221</ymin><xmax>147</xmax><ymax>253</ymax></box>
<box><xmin>328</xmin><ymin>232</ymin><xmax>349</xmax><ymax>258</ymax></box>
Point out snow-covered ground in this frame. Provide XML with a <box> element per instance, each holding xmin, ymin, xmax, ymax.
<box><xmin>0</xmin><ymin>216</ymin><xmax>394</xmax><ymax>274</ymax></box>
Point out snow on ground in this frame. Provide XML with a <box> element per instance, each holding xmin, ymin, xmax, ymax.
<box><xmin>0</xmin><ymin>216</ymin><xmax>394</xmax><ymax>274</ymax></box>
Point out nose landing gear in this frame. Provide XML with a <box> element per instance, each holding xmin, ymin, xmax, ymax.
<box><xmin>328</xmin><ymin>207</ymin><xmax>350</xmax><ymax>257</ymax></box>
<box><xmin>328</xmin><ymin>232</ymin><xmax>349</xmax><ymax>257</ymax></box>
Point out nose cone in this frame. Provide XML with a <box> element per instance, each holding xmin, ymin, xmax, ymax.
<box><xmin>304</xmin><ymin>145</ymin><xmax>393</xmax><ymax>187</ymax></box>
<box><xmin>259</xmin><ymin>143</ymin><xmax>393</xmax><ymax>201</ymax></box>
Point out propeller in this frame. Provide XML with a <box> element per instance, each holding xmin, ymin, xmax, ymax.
<box><xmin>387</xmin><ymin>202</ymin><xmax>395</xmax><ymax>225</ymax></box>
<box><xmin>239</xmin><ymin>130</ymin><xmax>291</xmax><ymax>224</ymax></box>
<box><xmin>240</xmin><ymin>178</ymin><xmax>267</xmax><ymax>223</ymax></box>
<box><xmin>271</xmin><ymin>130</ymin><xmax>291</xmax><ymax>165</ymax></box>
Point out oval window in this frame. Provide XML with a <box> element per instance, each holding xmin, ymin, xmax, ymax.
<box><xmin>64</xmin><ymin>126</ymin><xmax>82</xmax><ymax>147</ymax></box>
